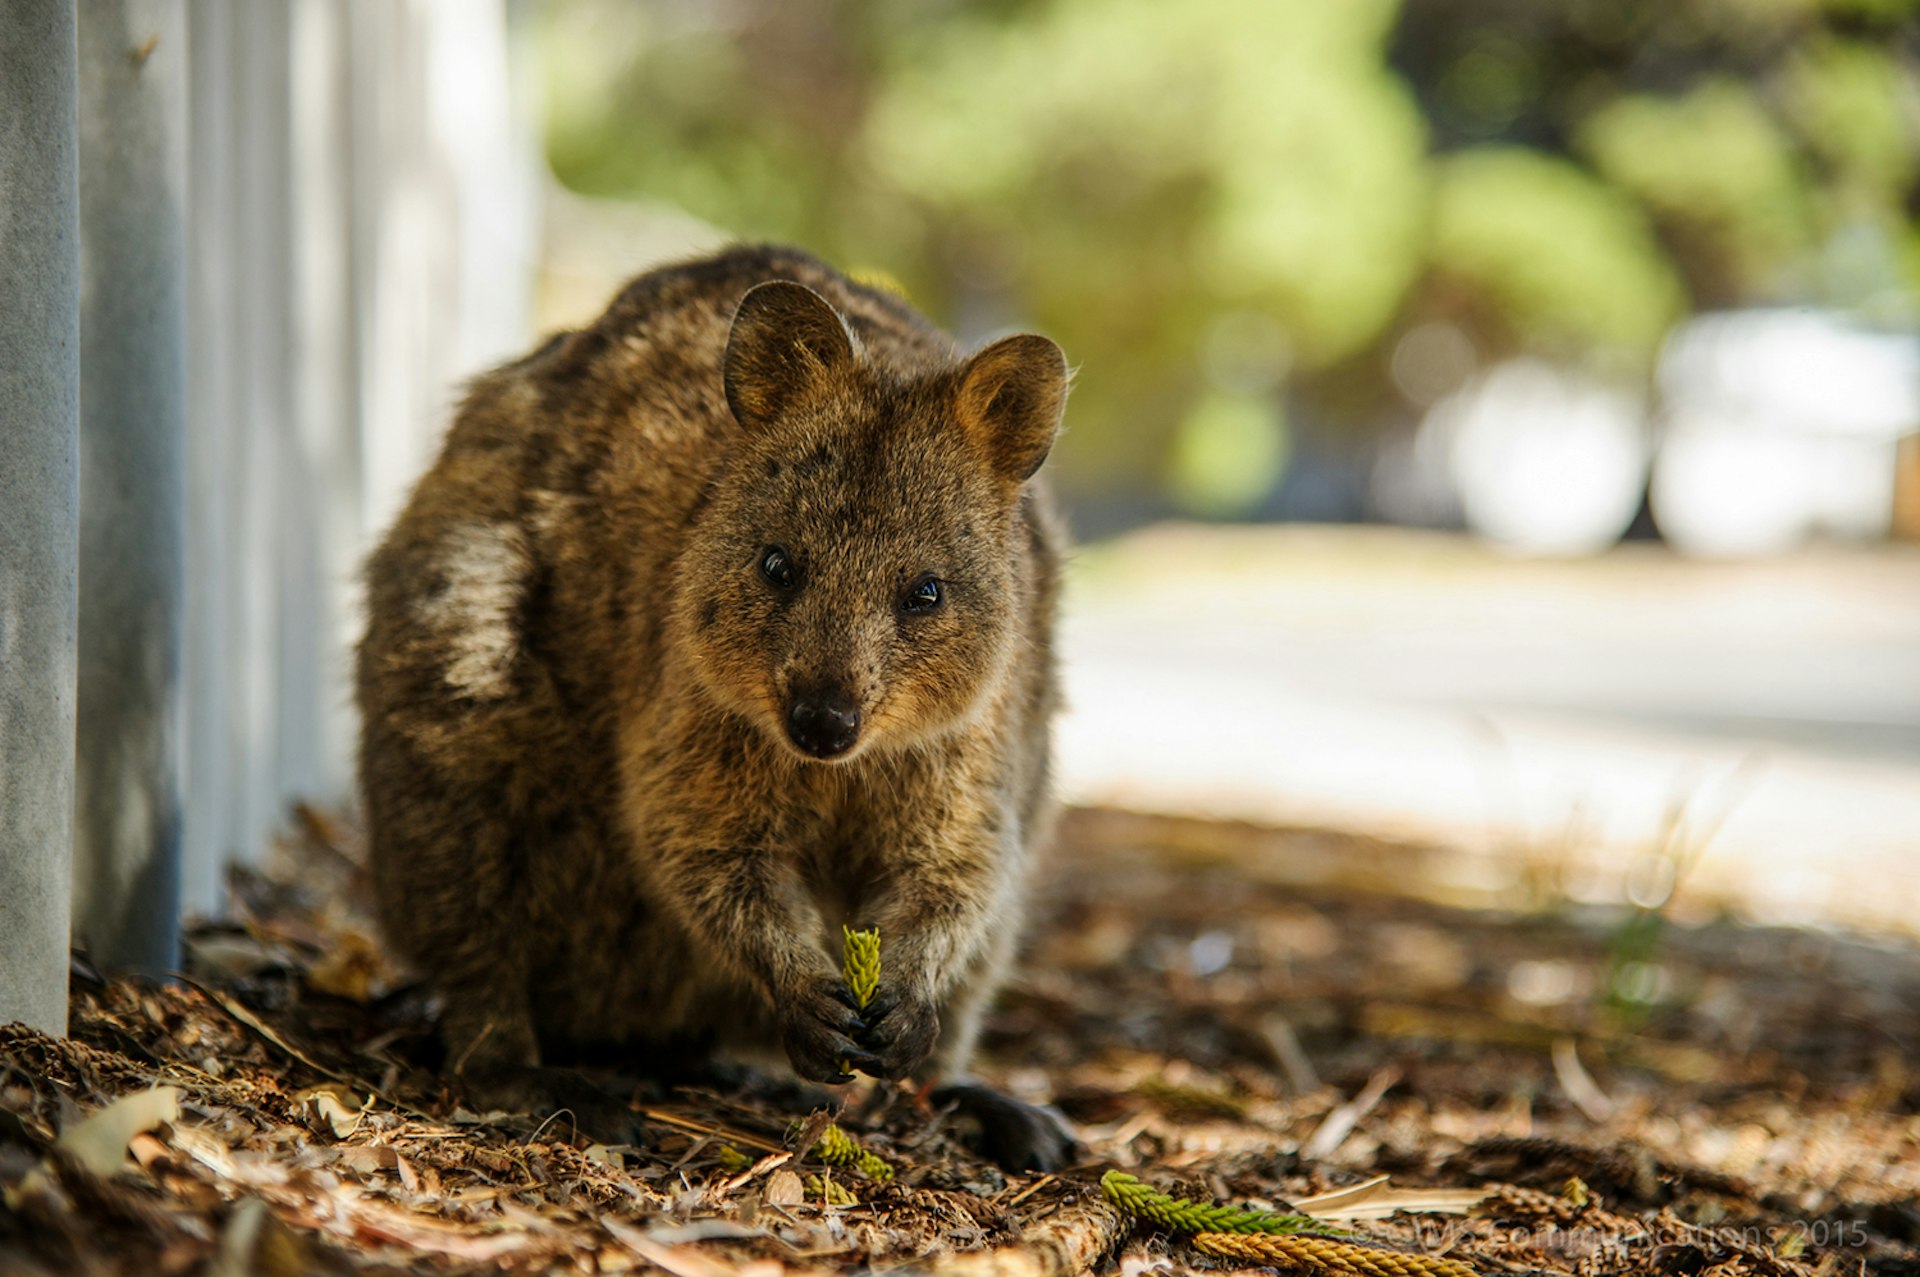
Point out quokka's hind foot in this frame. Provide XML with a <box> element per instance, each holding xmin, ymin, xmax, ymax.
<box><xmin>931</xmin><ymin>1081</ymin><xmax>1080</xmax><ymax>1174</ymax></box>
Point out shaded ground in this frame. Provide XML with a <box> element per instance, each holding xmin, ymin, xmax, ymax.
<box><xmin>3</xmin><ymin>806</ymin><xmax>1916</xmax><ymax>1275</ymax></box>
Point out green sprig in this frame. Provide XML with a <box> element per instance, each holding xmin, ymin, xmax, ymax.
<box><xmin>840</xmin><ymin>926</ymin><xmax>882</xmax><ymax>1078</ymax></box>
<box><xmin>1100</xmin><ymin>1170</ymin><xmax>1344</xmax><ymax>1237</ymax></box>
<box><xmin>843</xmin><ymin>926</ymin><xmax>882</xmax><ymax>1009</ymax></box>
<box><xmin>813</xmin><ymin>1121</ymin><xmax>895</xmax><ymax>1183</ymax></box>
<box><xmin>808</xmin><ymin>1173</ymin><xmax>860</xmax><ymax>1206</ymax></box>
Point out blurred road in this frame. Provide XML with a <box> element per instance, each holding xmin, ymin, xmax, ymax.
<box><xmin>1055</xmin><ymin>525</ymin><xmax>1920</xmax><ymax>936</ymax></box>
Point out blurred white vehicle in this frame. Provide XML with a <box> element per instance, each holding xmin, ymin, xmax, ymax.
<box><xmin>1436</xmin><ymin>359</ymin><xmax>1650</xmax><ymax>556</ymax></box>
<box><xmin>1652</xmin><ymin>309</ymin><xmax>1920</xmax><ymax>557</ymax></box>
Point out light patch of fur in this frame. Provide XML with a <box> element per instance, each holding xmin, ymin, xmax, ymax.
<box><xmin>420</xmin><ymin>521</ymin><xmax>530</xmax><ymax>699</ymax></box>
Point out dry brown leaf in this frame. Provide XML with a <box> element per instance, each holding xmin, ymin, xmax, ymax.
<box><xmin>766</xmin><ymin>1168</ymin><xmax>807</xmax><ymax>1206</ymax></box>
<box><xmin>626</xmin><ymin>1237</ymin><xmax>788</xmax><ymax>1277</ymax></box>
<box><xmin>296</xmin><ymin>1084</ymin><xmax>366</xmax><ymax>1138</ymax></box>
<box><xmin>128</xmin><ymin>1131</ymin><xmax>170</xmax><ymax>1169</ymax></box>
<box><xmin>307</xmin><ymin>929</ymin><xmax>384</xmax><ymax>1002</ymax></box>
<box><xmin>57</xmin><ymin>1086</ymin><xmax>181</xmax><ymax>1177</ymax></box>
<box><xmin>335</xmin><ymin>1144</ymin><xmax>398</xmax><ymax>1176</ymax></box>
<box><xmin>584</xmin><ymin>1142</ymin><xmax>625</xmax><ymax>1169</ymax></box>
<box><xmin>1294</xmin><ymin>1174</ymin><xmax>1492</xmax><ymax>1220</ymax></box>
<box><xmin>343</xmin><ymin>1198</ymin><xmax>535</xmax><ymax>1260</ymax></box>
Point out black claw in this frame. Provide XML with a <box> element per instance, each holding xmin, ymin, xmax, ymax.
<box><xmin>863</xmin><ymin>991</ymin><xmax>898</xmax><ymax>1021</ymax></box>
<box><xmin>784</xmin><ymin>977</ymin><xmax>893</xmax><ymax>1085</ymax></box>
<box><xmin>796</xmin><ymin>1057</ymin><xmax>849</xmax><ymax>1085</ymax></box>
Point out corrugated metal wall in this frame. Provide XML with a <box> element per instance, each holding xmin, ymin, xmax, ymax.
<box><xmin>179</xmin><ymin>0</ymin><xmax>539</xmax><ymax>916</ymax></box>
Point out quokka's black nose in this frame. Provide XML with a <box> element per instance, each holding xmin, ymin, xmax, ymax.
<box><xmin>787</xmin><ymin>688</ymin><xmax>861</xmax><ymax>758</ymax></box>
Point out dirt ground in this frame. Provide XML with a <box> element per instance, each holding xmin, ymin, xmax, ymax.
<box><xmin>3</xmin><ymin>805</ymin><xmax>1916</xmax><ymax>1275</ymax></box>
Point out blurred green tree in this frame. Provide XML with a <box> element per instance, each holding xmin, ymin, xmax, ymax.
<box><xmin>537</xmin><ymin>0</ymin><xmax>1920</xmax><ymax>514</ymax></box>
<box><xmin>1429</xmin><ymin>148</ymin><xmax>1685</xmax><ymax>364</ymax></box>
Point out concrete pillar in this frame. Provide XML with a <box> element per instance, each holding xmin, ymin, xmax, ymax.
<box><xmin>71</xmin><ymin>0</ymin><xmax>190</xmax><ymax>974</ymax></box>
<box><xmin>0</xmin><ymin>2</ymin><xmax>81</xmax><ymax>1035</ymax></box>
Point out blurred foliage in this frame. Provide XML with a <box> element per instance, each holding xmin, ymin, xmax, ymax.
<box><xmin>537</xmin><ymin>0</ymin><xmax>1920</xmax><ymax>510</ymax></box>
<box><xmin>1579</xmin><ymin>81</ymin><xmax>1813</xmax><ymax>302</ymax></box>
<box><xmin>867</xmin><ymin>0</ymin><xmax>1427</xmax><ymax>368</ymax></box>
<box><xmin>1784</xmin><ymin>37</ymin><xmax>1917</xmax><ymax>201</ymax></box>
<box><xmin>1430</xmin><ymin>149</ymin><xmax>1686</xmax><ymax>366</ymax></box>
<box><xmin>1169</xmin><ymin>390</ymin><xmax>1290</xmax><ymax>517</ymax></box>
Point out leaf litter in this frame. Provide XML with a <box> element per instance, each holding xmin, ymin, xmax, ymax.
<box><xmin>2</xmin><ymin>804</ymin><xmax>1916</xmax><ymax>1274</ymax></box>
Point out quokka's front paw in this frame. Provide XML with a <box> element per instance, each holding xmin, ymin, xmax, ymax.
<box><xmin>779</xmin><ymin>975</ymin><xmax>883</xmax><ymax>1084</ymax></box>
<box><xmin>855</xmin><ymin>985</ymin><xmax>940</xmax><ymax>1079</ymax></box>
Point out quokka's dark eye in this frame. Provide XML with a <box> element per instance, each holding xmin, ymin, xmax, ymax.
<box><xmin>902</xmin><ymin>575</ymin><xmax>943</xmax><ymax>613</ymax></box>
<box><xmin>760</xmin><ymin>546</ymin><xmax>797</xmax><ymax>589</ymax></box>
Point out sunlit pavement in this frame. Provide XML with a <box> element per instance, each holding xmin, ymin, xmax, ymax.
<box><xmin>1055</xmin><ymin>524</ymin><xmax>1920</xmax><ymax>937</ymax></box>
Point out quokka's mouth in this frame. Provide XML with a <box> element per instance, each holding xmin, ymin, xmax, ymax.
<box><xmin>771</xmin><ymin>728</ymin><xmax>871</xmax><ymax>765</ymax></box>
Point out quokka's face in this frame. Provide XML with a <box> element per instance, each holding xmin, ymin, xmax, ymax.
<box><xmin>682</xmin><ymin>421</ymin><xmax>1020</xmax><ymax>761</ymax></box>
<box><xmin>673</xmin><ymin>281</ymin><xmax>1066</xmax><ymax>763</ymax></box>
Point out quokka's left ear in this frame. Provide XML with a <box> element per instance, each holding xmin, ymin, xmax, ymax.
<box><xmin>724</xmin><ymin>280</ymin><xmax>859</xmax><ymax>434</ymax></box>
<box><xmin>954</xmin><ymin>334</ymin><xmax>1069</xmax><ymax>483</ymax></box>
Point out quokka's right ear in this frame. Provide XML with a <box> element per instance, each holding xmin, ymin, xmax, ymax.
<box><xmin>955</xmin><ymin>333</ymin><xmax>1069</xmax><ymax>484</ymax></box>
<box><xmin>724</xmin><ymin>281</ymin><xmax>859</xmax><ymax>433</ymax></box>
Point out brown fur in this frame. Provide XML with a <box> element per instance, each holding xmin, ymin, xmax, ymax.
<box><xmin>356</xmin><ymin>247</ymin><xmax>1068</xmax><ymax>1136</ymax></box>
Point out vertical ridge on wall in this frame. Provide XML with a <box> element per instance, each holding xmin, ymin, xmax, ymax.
<box><xmin>72</xmin><ymin>0</ymin><xmax>190</xmax><ymax>974</ymax></box>
<box><xmin>286</xmin><ymin>0</ymin><xmax>359</xmax><ymax>819</ymax></box>
<box><xmin>183</xmin><ymin>0</ymin><xmax>238</xmax><ymax>921</ymax></box>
